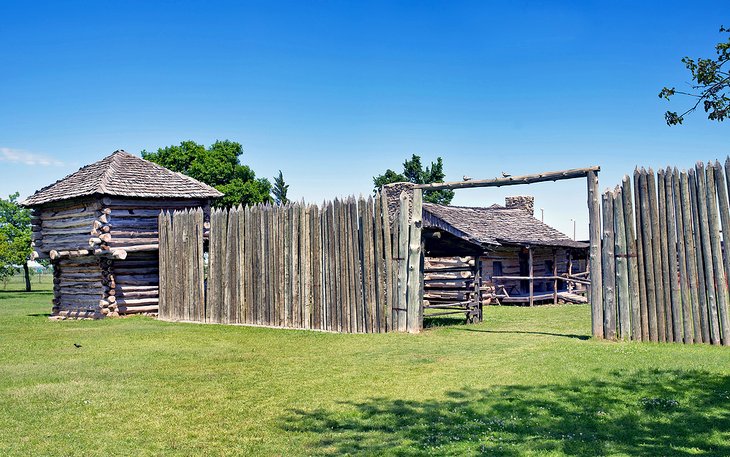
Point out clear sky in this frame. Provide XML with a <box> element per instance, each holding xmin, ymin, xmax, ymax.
<box><xmin>1</xmin><ymin>1</ymin><xmax>727</xmax><ymax>239</ymax></box>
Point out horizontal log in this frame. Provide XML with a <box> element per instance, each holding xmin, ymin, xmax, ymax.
<box><xmin>424</xmin><ymin>271</ymin><xmax>474</xmax><ymax>280</ymax></box>
<box><xmin>116</xmin><ymin>305</ymin><xmax>159</xmax><ymax>314</ymax></box>
<box><xmin>114</xmin><ymin>297</ymin><xmax>158</xmax><ymax>306</ymax></box>
<box><xmin>115</xmin><ymin>285</ymin><xmax>158</xmax><ymax>291</ymax></box>
<box><xmin>50</xmin><ymin>249</ymin><xmax>93</xmax><ymax>260</ymax></box>
<box><xmin>414</xmin><ymin>166</ymin><xmax>601</xmax><ymax>190</ymax></box>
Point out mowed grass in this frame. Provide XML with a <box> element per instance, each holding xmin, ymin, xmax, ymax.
<box><xmin>1</xmin><ymin>289</ymin><xmax>729</xmax><ymax>456</ymax></box>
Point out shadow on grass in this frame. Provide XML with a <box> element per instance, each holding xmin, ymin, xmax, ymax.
<box><xmin>282</xmin><ymin>370</ymin><xmax>730</xmax><ymax>456</ymax></box>
<box><xmin>455</xmin><ymin>328</ymin><xmax>590</xmax><ymax>341</ymax></box>
<box><xmin>423</xmin><ymin>315</ymin><xmax>467</xmax><ymax>328</ymax></box>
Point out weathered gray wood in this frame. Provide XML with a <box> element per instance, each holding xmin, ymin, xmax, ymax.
<box><xmin>374</xmin><ymin>193</ymin><xmax>386</xmax><ymax>333</ymax></box>
<box><xmin>713</xmin><ymin>160</ymin><xmax>730</xmax><ymax>345</ymax></box>
<box><xmin>613</xmin><ymin>187</ymin><xmax>630</xmax><ymax>340</ymax></box>
<box><xmin>663</xmin><ymin>168</ymin><xmax>682</xmax><ymax>342</ymax></box>
<box><xmin>633</xmin><ymin>170</ymin><xmax>649</xmax><ymax>341</ymax></box>
<box><xmin>639</xmin><ymin>170</ymin><xmax>659</xmax><ymax>341</ymax></box>
<box><xmin>647</xmin><ymin>169</ymin><xmax>667</xmax><ymax>342</ymax></box>
<box><xmin>528</xmin><ymin>247</ymin><xmax>534</xmax><ymax>307</ymax></box>
<box><xmin>416</xmin><ymin>165</ymin><xmax>601</xmax><ymax>190</ymax></box>
<box><xmin>406</xmin><ymin>189</ymin><xmax>423</xmax><ymax>333</ymax></box>
<box><xmin>673</xmin><ymin>169</ymin><xmax>694</xmax><ymax>343</ymax></box>
<box><xmin>397</xmin><ymin>192</ymin><xmax>410</xmax><ymax>332</ymax></box>
<box><xmin>695</xmin><ymin>163</ymin><xmax>720</xmax><ymax>344</ymax></box>
<box><xmin>622</xmin><ymin>176</ymin><xmax>642</xmax><ymax>340</ymax></box>
<box><xmin>587</xmin><ymin>169</ymin><xmax>604</xmax><ymax>339</ymax></box>
<box><xmin>380</xmin><ymin>191</ymin><xmax>394</xmax><ymax>332</ymax></box>
<box><xmin>601</xmin><ymin>191</ymin><xmax>617</xmax><ymax>340</ymax></box>
<box><xmin>657</xmin><ymin>170</ymin><xmax>674</xmax><ymax>341</ymax></box>
<box><xmin>688</xmin><ymin>169</ymin><xmax>710</xmax><ymax>343</ymax></box>
<box><xmin>705</xmin><ymin>163</ymin><xmax>729</xmax><ymax>345</ymax></box>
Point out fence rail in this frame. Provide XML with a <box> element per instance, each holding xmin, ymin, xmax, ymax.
<box><xmin>600</xmin><ymin>160</ymin><xmax>730</xmax><ymax>345</ymax></box>
<box><xmin>158</xmin><ymin>191</ymin><xmax>424</xmax><ymax>333</ymax></box>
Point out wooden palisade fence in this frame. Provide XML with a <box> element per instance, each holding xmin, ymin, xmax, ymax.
<box><xmin>600</xmin><ymin>160</ymin><xmax>730</xmax><ymax>345</ymax></box>
<box><xmin>158</xmin><ymin>191</ymin><xmax>424</xmax><ymax>333</ymax></box>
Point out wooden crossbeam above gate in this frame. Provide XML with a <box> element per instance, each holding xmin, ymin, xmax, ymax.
<box><xmin>413</xmin><ymin>166</ymin><xmax>601</xmax><ymax>191</ymax></box>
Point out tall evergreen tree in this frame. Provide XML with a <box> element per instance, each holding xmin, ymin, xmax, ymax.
<box><xmin>272</xmin><ymin>170</ymin><xmax>290</xmax><ymax>205</ymax></box>
<box><xmin>373</xmin><ymin>154</ymin><xmax>454</xmax><ymax>205</ymax></box>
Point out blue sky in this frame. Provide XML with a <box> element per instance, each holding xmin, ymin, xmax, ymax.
<box><xmin>1</xmin><ymin>1</ymin><xmax>727</xmax><ymax>239</ymax></box>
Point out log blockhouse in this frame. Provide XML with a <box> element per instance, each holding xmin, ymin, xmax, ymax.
<box><xmin>22</xmin><ymin>150</ymin><xmax>222</xmax><ymax>318</ymax></box>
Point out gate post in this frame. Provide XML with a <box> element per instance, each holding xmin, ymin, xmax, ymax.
<box><xmin>587</xmin><ymin>170</ymin><xmax>604</xmax><ymax>339</ymax></box>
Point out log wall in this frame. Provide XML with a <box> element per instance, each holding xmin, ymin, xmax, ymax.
<box><xmin>600</xmin><ymin>161</ymin><xmax>730</xmax><ymax>344</ymax></box>
<box><xmin>158</xmin><ymin>192</ymin><xmax>424</xmax><ymax>333</ymax></box>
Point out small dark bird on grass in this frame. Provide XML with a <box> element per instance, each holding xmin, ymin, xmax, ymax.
<box><xmin>501</xmin><ymin>171</ymin><xmax>512</xmax><ymax>178</ymax></box>
<box><xmin>463</xmin><ymin>175</ymin><xmax>473</xmax><ymax>181</ymax></box>
<box><xmin>73</xmin><ymin>343</ymin><xmax>82</xmax><ymax>348</ymax></box>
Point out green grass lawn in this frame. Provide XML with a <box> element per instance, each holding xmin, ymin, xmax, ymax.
<box><xmin>1</xmin><ymin>288</ymin><xmax>729</xmax><ymax>456</ymax></box>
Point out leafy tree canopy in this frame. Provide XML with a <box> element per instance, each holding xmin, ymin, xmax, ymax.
<box><xmin>272</xmin><ymin>170</ymin><xmax>290</xmax><ymax>205</ymax></box>
<box><xmin>660</xmin><ymin>26</ymin><xmax>730</xmax><ymax>125</ymax></box>
<box><xmin>0</xmin><ymin>193</ymin><xmax>31</xmax><ymax>281</ymax></box>
<box><xmin>373</xmin><ymin>154</ymin><xmax>454</xmax><ymax>205</ymax></box>
<box><xmin>141</xmin><ymin>140</ymin><xmax>272</xmax><ymax>207</ymax></box>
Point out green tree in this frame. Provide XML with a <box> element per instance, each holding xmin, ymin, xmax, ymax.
<box><xmin>272</xmin><ymin>170</ymin><xmax>290</xmax><ymax>205</ymax></box>
<box><xmin>141</xmin><ymin>140</ymin><xmax>272</xmax><ymax>207</ymax></box>
<box><xmin>0</xmin><ymin>193</ymin><xmax>32</xmax><ymax>291</ymax></box>
<box><xmin>373</xmin><ymin>154</ymin><xmax>454</xmax><ymax>205</ymax></box>
<box><xmin>660</xmin><ymin>26</ymin><xmax>730</xmax><ymax>125</ymax></box>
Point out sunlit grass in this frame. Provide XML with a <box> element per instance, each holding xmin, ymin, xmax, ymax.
<box><xmin>1</xmin><ymin>291</ymin><xmax>728</xmax><ymax>456</ymax></box>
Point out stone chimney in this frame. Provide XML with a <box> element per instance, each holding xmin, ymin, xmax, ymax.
<box><xmin>505</xmin><ymin>196</ymin><xmax>534</xmax><ymax>216</ymax></box>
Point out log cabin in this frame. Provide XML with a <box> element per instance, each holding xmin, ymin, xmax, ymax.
<box><xmin>383</xmin><ymin>182</ymin><xmax>589</xmax><ymax>315</ymax></box>
<box><xmin>21</xmin><ymin>150</ymin><xmax>222</xmax><ymax>319</ymax></box>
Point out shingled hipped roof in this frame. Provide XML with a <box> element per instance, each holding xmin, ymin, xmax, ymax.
<box><xmin>424</xmin><ymin>203</ymin><xmax>587</xmax><ymax>249</ymax></box>
<box><xmin>22</xmin><ymin>150</ymin><xmax>223</xmax><ymax>206</ymax></box>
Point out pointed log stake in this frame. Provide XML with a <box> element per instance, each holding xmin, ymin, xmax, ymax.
<box><xmin>695</xmin><ymin>162</ymin><xmax>720</xmax><ymax>344</ymax></box>
<box><xmin>714</xmin><ymin>160</ymin><xmax>730</xmax><ymax>345</ymax></box>
<box><xmin>639</xmin><ymin>169</ymin><xmax>659</xmax><ymax>341</ymax></box>
<box><xmin>601</xmin><ymin>190</ymin><xmax>616</xmax><ymax>340</ymax></box>
<box><xmin>657</xmin><ymin>169</ymin><xmax>674</xmax><ymax>341</ymax></box>
<box><xmin>613</xmin><ymin>186</ymin><xmax>630</xmax><ymax>340</ymax></box>
<box><xmin>674</xmin><ymin>169</ymin><xmax>694</xmax><ymax>343</ymax></box>
<box><xmin>647</xmin><ymin>169</ymin><xmax>666</xmax><ymax>342</ymax></box>
<box><xmin>689</xmin><ymin>169</ymin><xmax>710</xmax><ymax>343</ymax></box>
<box><xmin>664</xmin><ymin>167</ymin><xmax>682</xmax><ymax>342</ymax></box>
<box><xmin>633</xmin><ymin>170</ymin><xmax>649</xmax><ymax>341</ymax></box>
<box><xmin>622</xmin><ymin>175</ymin><xmax>641</xmax><ymax>340</ymax></box>
<box><xmin>705</xmin><ymin>162</ymin><xmax>729</xmax><ymax>345</ymax></box>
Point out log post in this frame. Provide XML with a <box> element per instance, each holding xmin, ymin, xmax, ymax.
<box><xmin>528</xmin><ymin>246</ymin><xmax>534</xmax><ymax>307</ymax></box>
<box><xmin>601</xmin><ymin>190</ymin><xmax>616</xmax><ymax>340</ymax></box>
<box><xmin>587</xmin><ymin>169</ymin><xmax>604</xmax><ymax>339</ymax></box>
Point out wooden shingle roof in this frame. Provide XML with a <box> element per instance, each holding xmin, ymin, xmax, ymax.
<box><xmin>424</xmin><ymin>203</ymin><xmax>588</xmax><ymax>249</ymax></box>
<box><xmin>22</xmin><ymin>150</ymin><xmax>223</xmax><ymax>206</ymax></box>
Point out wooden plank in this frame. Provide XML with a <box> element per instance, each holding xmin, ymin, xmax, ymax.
<box><xmin>696</xmin><ymin>162</ymin><xmax>721</xmax><ymax>344</ymax></box>
<box><xmin>613</xmin><ymin>187</ymin><xmax>630</xmax><ymax>340</ymax></box>
<box><xmin>622</xmin><ymin>176</ymin><xmax>642</xmax><ymax>340</ymax></box>
<box><xmin>633</xmin><ymin>170</ymin><xmax>649</xmax><ymax>341</ymax></box>
<box><xmin>601</xmin><ymin>190</ymin><xmax>617</xmax><ymax>340</ymax></box>
<box><xmin>587</xmin><ymin>169</ymin><xmax>604</xmax><ymax>339</ymax></box>
<box><xmin>713</xmin><ymin>160</ymin><xmax>730</xmax><ymax>345</ymax></box>
<box><xmin>688</xmin><ymin>169</ymin><xmax>710</xmax><ymax>343</ymax></box>
<box><xmin>647</xmin><ymin>169</ymin><xmax>667</xmax><ymax>342</ymax></box>
<box><xmin>657</xmin><ymin>169</ymin><xmax>674</xmax><ymax>341</ymax></box>
<box><xmin>705</xmin><ymin>163</ymin><xmax>729</xmax><ymax>345</ymax></box>
<box><xmin>639</xmin><ymin>170</ymin><xmax>659</xmax><ymax>341</ymax></box>
<box><xmin>673</xmin><ymin>169</ymin><xmax>694</xmax><ymax>343</ymax></box>
<box><xmin>406</xmin><ymin>189</ymin><xmax>423</xmax><ymax>333</ymax></box>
